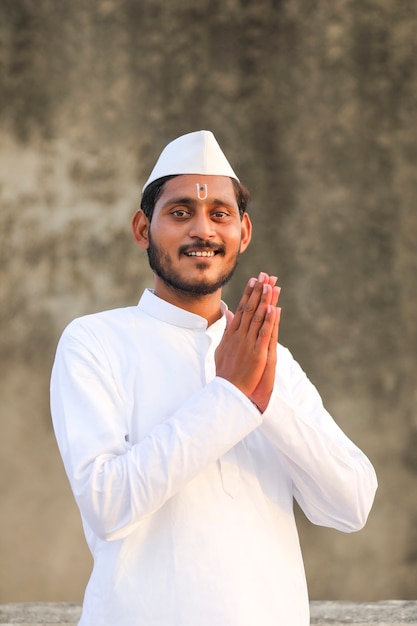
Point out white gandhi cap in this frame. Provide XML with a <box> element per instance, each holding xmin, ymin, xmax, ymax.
<box><xmin>142</xmin><ymin>130</ymin><xmax>239</xmax><ymax>193</ymax></box>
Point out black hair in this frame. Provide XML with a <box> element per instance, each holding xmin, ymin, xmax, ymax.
<box><xmin>140</xmin><ymin>175</ymin><xmax>251</xmax><ymax>222</ymax></box>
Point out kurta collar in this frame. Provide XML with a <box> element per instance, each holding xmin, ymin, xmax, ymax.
<box><xmin>137</xmin><ymin>288</ymin><xmax>227</xmax><ymax>333</ymax></box>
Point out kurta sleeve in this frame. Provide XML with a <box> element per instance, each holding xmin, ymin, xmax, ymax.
<box><xmin>260</xmin><ymin>345</ymin><xmax>377</xmax><ymax>532</ymax></box>
<box><xmin>50</xmin><ymin>321</ymin><xmax>263</xmax><ymax>542</ymax></box>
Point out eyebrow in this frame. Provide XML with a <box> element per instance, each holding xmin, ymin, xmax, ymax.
<box><xmin>162</xmin><ymin>196</ymin><xmax>237</xmax><ymax>210</ymax></box>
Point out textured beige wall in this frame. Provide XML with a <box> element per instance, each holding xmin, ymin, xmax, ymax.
<box><xmin>1</xmin><ymin>0</ymin><xmax>416</xmax><ymax>602</ymax></box>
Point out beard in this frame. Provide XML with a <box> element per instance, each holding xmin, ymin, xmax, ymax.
<box><xmin>146</xmin><ymin>230</ymin><xmax>240</xmax><ymax>297</ymax></box>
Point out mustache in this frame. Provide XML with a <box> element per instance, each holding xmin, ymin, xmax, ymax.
<box><xmin>179</xmin><ymin>242</ymin><xmax>226</xmax><ymax>255</ymax></box>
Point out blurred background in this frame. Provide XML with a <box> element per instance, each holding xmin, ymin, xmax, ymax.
<box><xmin>1</xmin><ymin>0</ymin><xmax>416</xmax><ymax>603</ymax></box>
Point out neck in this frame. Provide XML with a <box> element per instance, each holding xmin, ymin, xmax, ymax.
<box><xmin>153</xmin><ymin>280</ymin><xmax>223</xmax><ymax>326</ymax></box>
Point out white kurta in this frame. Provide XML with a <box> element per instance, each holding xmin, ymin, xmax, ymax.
<box><xmin>50</xmin><ymin>289</ymin><xmax>377</xmax><ymax>626</ymax></box>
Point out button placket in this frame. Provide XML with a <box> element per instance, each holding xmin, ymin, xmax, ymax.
<box><xmin>204</xmin><ymin>330</ymin><xmax>240</xmax><ymax>498</ymax></box>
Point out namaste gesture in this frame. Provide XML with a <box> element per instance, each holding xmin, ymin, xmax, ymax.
<box><xmin>216</xmin><ymin>272</ymin><xmax>281</xmax><ymax>412</ymax></box>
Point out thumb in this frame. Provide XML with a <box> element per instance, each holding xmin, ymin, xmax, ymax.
<box><xmin>224</xmin><ymin>309</ymin><xmax>235</xmax><ymax>329</ymax></box>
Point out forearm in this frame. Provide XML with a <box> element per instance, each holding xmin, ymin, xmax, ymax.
<box><xmin>260</xmin><ymin>350</ymin><xmax>377</xmax><ymax>531</ymax></box>
<box><xmin>51</xmin><ymin>359</ymin><xmax>262</xmax><ymax>541</ymax></box>
<box><xmin>261</xmin><ymin>401</ymin><xmax>377</xmax><ymax>530</ymax></box>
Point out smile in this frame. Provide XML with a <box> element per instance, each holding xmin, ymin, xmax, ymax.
<box><xmin>186</xmin><ymin>251</ymin><xmax>216</xmax><ymax>257</ymax></box>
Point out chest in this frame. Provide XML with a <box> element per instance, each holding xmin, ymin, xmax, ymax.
<box><xmin>112</xmin><ymin>322</ymin><xmax>220</xmax><ymax>443</ymax></box>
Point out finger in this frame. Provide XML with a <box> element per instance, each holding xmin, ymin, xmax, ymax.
<box><xmin>229</xmin><ymin>276</ymin><xmax>257</xmax><ymax>331</ymax></box>
<box><xmin>230</xmin><ymin>272</ymin><xmax>274</xmax><ymax>334</ymax></box>
<box><xmin>239</xmin><ymin>273</ymin><xmax>271</xmax><ymax>335</ymax></box>
<box><xmin>261</xmin><ymin>307</ymin><xmax>280</xmax><ymax>374</ymax></box>
<box><xmin>247</xmin><ymin>293</ymin><xmax>276</xmax><ymax>348</ymax></box>
<box><xmin>270</xmin><ymin>285</ymin><xmax>281</xmax><ymax>309</ymax></box>
<box><xmin>250</xmin><ymin>306</ymin><xmax>279</xmax><ymax>412</ymax></box>
<box><xmin>271</xmin><ymin>306</ymin><xmax>281</xmax><ymax>347</ymax></box>
<box><xmin>253</xmin><ymin>302</ymin><xmax>276</xmax><ymax>348</ymax></box>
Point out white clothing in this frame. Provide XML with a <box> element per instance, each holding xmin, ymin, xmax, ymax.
<box><xmin>50</xmin><ymin>288</ymin><xmax>377</xmax><ymax>626</ymax></box>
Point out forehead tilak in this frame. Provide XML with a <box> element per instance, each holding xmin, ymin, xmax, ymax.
<box><xmin>196</xmin><ymin>183</ymin><xmax>208</xmax><ymax>200</ymax></box>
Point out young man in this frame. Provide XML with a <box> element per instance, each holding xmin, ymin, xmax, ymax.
<box><xmin>51</xmin><ymin>130</ymin><xmax>377</xmax><ymax>626</ymax></box>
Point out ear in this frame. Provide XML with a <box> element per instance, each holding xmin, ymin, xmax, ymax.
<box><xmin>239</xmin><ymin>212</ymin><xmax>252</xmax><ymax>254</ymax></box>
<box><xmin>132</xmin><ymin>210</ymin><xmax>150</xmax><ymax>249</ymax></box>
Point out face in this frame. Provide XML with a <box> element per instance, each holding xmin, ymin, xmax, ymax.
<box><xmin>133</xmin><ymin>175</ymin><xmax>252</xmax><ymax>300</ymax></box>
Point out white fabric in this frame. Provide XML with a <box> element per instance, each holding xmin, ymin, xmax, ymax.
<box><xmin>142</xmin><ymin>130</ymin><xmax>239</xmax><ymax>192</ymax></box>
<box><xmin>50</xmin><ymin>289</ymin><xmax>377</xmax><ymax>626</ymax></box>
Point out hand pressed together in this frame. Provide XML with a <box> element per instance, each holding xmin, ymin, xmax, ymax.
<box><xmin>215</xmin><ymin>272</ymin><xmax>281</xmax><ymax>413</ymax></box>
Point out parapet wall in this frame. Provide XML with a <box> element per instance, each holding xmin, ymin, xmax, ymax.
<box><xmin>0</xmin><ymin>602</ymin><xmax>416</xmax><ymax>625</ymax></box>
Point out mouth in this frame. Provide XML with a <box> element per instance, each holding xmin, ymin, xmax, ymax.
<box><xmin>186</xmin><ymin>250</ymin><xmax>217</xmax><ymax>257</ymax></box>
<box><xmin>180</xmin><ymin>244</ymin><xmax>224</xmax><ymax>258</ymax></box>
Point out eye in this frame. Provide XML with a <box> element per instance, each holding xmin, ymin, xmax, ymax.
<box><xmin>171</xmin><ymin>209</ymin><xmax>191</xmax><ymax>219</ymax></box>
<box><xmin>211</xmin><ymin>210</ymin><xmax>230</xmax><ymax>220</ymax></box>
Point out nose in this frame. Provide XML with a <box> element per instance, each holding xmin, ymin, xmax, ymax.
<box><xmin>188</xmin><ymin>212</ymin><xmax>215</xmax><ymax>239</ymax></box>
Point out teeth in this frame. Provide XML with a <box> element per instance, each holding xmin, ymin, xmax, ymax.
<box><xmin>187</xmin><ymin>251</ymin><xmax>215</xmax><ymax>257</ymax></box>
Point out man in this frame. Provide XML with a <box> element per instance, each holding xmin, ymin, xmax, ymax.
<box><xmin>51</xmin><ymin>130</ymin><xmax>377</xmax><ymax>626</ymax></box>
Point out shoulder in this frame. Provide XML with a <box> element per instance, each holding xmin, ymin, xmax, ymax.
<box><xmin>59</xmin><ymin>306</ymin><xmax>140</xmax><ymax>347</ymax></box>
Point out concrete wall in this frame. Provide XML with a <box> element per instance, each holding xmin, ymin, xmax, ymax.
<box><xmin>1</xmin><ymin>0</ymin><xmax>416</xmax><ymax>602</ymax></box>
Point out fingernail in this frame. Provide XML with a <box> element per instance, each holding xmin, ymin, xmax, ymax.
<box><xmin>249</xmin><ymin>278</ymin><xmax>256</xmax><ymax>288</ymax></box>
<box><xmin>258</xmin><ymin>272</ymin><xmax>266</xmax><ymax>283</ymax></box>
<box><xmin>263</xmin><ymin>284</ymin><xmax>269</xmax><ymax>295</ymax></box>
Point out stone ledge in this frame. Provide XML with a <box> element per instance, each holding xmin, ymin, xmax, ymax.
<box><xmin>310</xmin><ymin>601</ymin><xmax>417</xmax><ymax>624</ymax></box>
<box><xmin>0</xmin><ymin>604</ymin><xmax>81</xmax><ymax>625</ymax></box>
<box><xmin>0</xmin><ymin>602</ymin><xmax>416</xmax><ymax>625</ymax></box>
